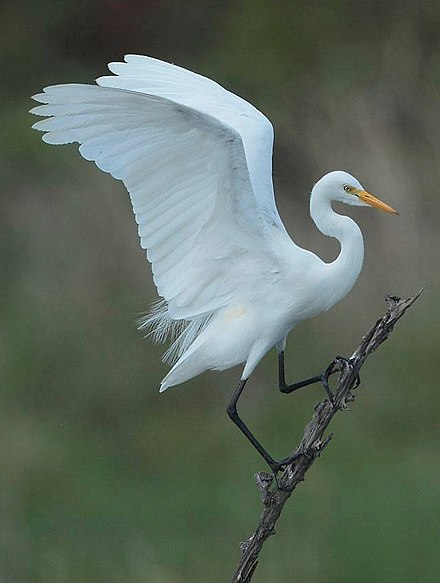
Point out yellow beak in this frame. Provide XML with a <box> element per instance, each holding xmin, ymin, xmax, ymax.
<box><xmin>355</xmin><ymin>189</ymin><xmax>399</xmax><ymax>215</ymax></box>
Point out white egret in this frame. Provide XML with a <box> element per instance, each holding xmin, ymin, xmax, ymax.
<box><xmin>31</xmin><ymin>55</ymin><xmax>397</xmax><ymax>471</ymax></box>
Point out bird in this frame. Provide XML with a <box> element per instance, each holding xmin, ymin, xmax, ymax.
<box><xmin>30</xmin><ymin>55</ymin><xmax>398</xmax><ymax>472</ymax></box>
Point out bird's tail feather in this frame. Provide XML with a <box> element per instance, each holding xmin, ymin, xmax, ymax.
<box><xmin>138</xmin><ymin>299</ymin><xmax>212</xmax><ymax>366</ymax></box>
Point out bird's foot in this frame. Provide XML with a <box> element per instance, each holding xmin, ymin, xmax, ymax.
<box><xmin>334</xmin><ymin>355</ymin><xmax>361</xmax><ymax>389</ymax></box>
<box><xmin>270</xmin><ymin>451</ymin><xmax>311</xmax><ymax>474</ymax></box>
<box><xmin>320</xmin><ymin>370</ymin><xmax>336</xmax><ymax>405</ymax></box>
<box><xmin>322</xmin><ymin>356</ymin><xmax>361</xmax><ymax>407</ymax></box>
<box><xmin>320</xmin><ymin>356</ymin><xmax>356</xmax><ymax>404</ymax></box>
<box><xmin>334</xmin><ymin>355</ymin><xmax>355</xmax><ymax>368</ymax></box>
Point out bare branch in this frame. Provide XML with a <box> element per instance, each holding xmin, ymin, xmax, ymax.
<box><xmin>230</xmin><ymin>290</ymin><xmax>423</xmax><ymax>583</ymax></box>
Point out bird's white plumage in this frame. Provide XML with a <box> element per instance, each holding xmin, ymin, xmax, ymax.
<box><xmin>31</xmin><ymin>55</ymin><xmax>393</xmax><ymax>392</ymax></box>
<box><xmin>97</xmin><ymin>55</ymin><xmax>278</xmax><ymax>214</ymax></box>
<box><xmin>31</xmin><ymin>59</ymin><xmax>292</xmax><ymax>322</ymax></box>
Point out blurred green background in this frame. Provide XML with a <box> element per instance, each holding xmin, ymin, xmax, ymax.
<box><xmin>1</xmin><ymin>1</ymin><xmax>439</xmax><ymax>581</ymax></box>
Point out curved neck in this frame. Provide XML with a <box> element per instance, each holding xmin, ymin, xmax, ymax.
<box><xmin>310</xmin><ymin>193</ymin><xmax>364</xmax><ymax>304</ymax></box>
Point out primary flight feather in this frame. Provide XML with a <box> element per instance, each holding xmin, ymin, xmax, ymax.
<box><xmin>31</xmin><ymin>55</ymin><xmax>397</xmax><ymax>470</ymax></box>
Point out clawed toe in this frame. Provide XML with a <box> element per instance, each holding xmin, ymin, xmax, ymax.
<box><xmin>335</xmin><ymin>356</ymin><xmax>361</xmax><ymax>388</ymax></box>
<box><xmin>320</xmin><ymin>373</ymin><xmax>336</xmax><ymax>405</ymax></box>
<box><xmin>270</xmin><ymin>451</ymin><xmax>311</xmax><ymax>474</ymax></box>
<box><xmin>320</xmin><ymin>355</ymin><xmax>362</xmax><ymax>407</ymax></box>
<box><xmin>335</xmin><ymin>355</ymin><xmax>354</xmax><ymax>365</ymax></box>
<box><xmin>324</xmin><ymin>356</ymin><xmax>361</xmax><ymax>398</ymax></box>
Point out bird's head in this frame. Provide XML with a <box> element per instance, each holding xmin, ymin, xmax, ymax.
<box><xmin>314</xmin><ymin>171</ymin><xmax>398</xmax><ymax>214</ymax></box>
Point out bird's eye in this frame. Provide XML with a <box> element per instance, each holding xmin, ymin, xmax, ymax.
<box><xmin>343</xmin><ymin>185</ymin><xmax>352</xmax><ymax>193</ymax></box>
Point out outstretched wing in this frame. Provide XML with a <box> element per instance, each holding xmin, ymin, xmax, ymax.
<box><xmin>30</xmin><ymin>56</ymin><xmax>292</xmax><ymax>321</ymax></box>
<box><xmin>96</xmin><ymin>55</ymin><xmax>281</xmax><ymax>219</ymax></box>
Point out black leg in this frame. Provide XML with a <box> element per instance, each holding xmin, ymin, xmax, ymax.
<box><xmin>227</xmin><ymin>379</ymin><xmax>278</xmax><ymax>470</ymax></box>
<box><xmin>227</xmin><ymin>355</ymin><xmax>359</xmax><ymax>473</ymax></box>
<box><xmin>227</xmin><ymin>375</ymin><xmax>326</xmax><ymax>473</ymax></box>
<box><xmin>278</xmin><ymin>351</ymin><xmax>335</xmax><ymax>402</ymax></box>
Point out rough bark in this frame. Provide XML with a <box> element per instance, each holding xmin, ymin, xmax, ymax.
<box><xmin>230</xmin><ymin>291</ymin><xmax>423</xmax><ymax>583</ymax></box>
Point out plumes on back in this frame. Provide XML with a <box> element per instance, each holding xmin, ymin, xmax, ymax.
<box><xmin>138</xmin><ymin>300</ymin><xmax>212</xmax><ymax>365</ymax></box>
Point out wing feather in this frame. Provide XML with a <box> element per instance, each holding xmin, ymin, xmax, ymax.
<box><xmin>31</xmin><ymin>56</ymin><xmax>294</xmax><ymax>361</ymax></box>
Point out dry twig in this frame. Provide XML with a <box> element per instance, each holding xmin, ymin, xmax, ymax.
<box><xmin>231</xmin><ymin>290</ymin><xmax>422</xmax><ymax>583</ymax></box>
